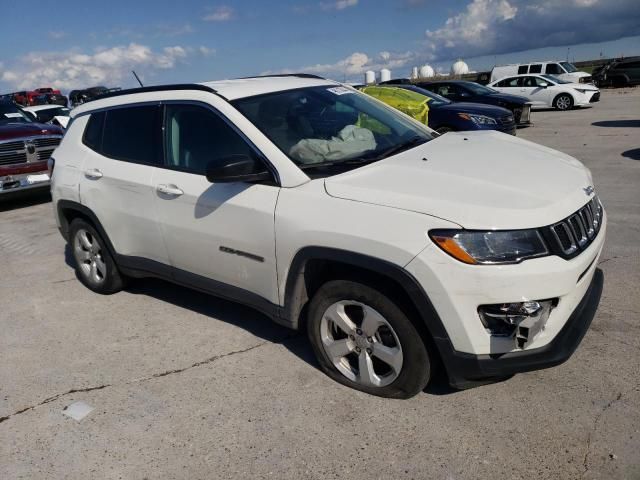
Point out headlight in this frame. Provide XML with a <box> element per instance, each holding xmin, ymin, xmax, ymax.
<box><xmin>457</xmin><ymin>113</ymin><xmax>497</xmax><ymax>125</ymax></box>
<box><xmin>574</xmin><ymin>88</ymin><xmax>593</xmax><ymax>94</ymax></box>
<box><xmin>429</xmin><ymin>229</ymin><xmax>548</xmax><ymax>265</ymax></box>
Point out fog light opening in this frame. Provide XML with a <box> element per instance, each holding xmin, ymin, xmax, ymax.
<box><xmin>478</xmin><ymin>299</ymin><xmax>557</xmax><ymax>349</ymax></box>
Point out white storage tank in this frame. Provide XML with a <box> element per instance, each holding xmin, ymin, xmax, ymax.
<box><xmin>419</xmin><ymin>65</ymin><xmax>435</xmax><ymax>78</ymax></box>
<box><xmin>451</xmin><ymin>60</ymin><xmax>469</xmax><ymax>75</ymax></box>
<box><xmin>380</xmin><ymin>69</ymin><xmax>391</xmax><ymax>82</ymax></box>
<box><xmin>364</xmin><ymin>70</ymin><xmax>376</xmax><ymax>84</ymax></box>
<box><xmin>411</xmin><ymin>67</ymin><xmax>419</xmax><ymax>79</ymax></box>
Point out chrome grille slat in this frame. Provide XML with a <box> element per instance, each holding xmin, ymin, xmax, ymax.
<box><xmin>549</xmin><ymin>197</ymin><xmax>602</xmax><ymax>257</ymax></box>
<box><xmin>0</xmin><ymin>136</ymin><xmax>61</xmax><ymax>167</ymax></box>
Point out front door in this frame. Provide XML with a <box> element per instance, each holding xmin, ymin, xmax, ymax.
<box><xmin>152</xmin><ymin>103</ymin><xmax>280</xmax><ymax>304</ymax></box>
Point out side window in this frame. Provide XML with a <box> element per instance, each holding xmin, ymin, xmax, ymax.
<box><xmin>82</xmin><ymin>111</ymin><xmax>105</xmax><ymax>151</ymax></box>
<box><xmin>102</xmin><ymin>105</ymin><xmax>161</xmax><ymax>164</ymax></box>
<box><xmin>522</xmin><ymin>76</ymin><xmax>538</xmax><ymax>87</ymax></box>
<box><xmin>517</xmin><ymin>65</ymin><xmax>528</xmax><ymax>74</ymax></box>
<box><xmin>545</xmin><ymin>63</ymin><xmax>562</xmax><ymax>74</ymax></box>
<box><xmin>164</xmin><ymin>104</ymin><xmax>258</xmax><ymax>175</ymax></box>
<box><xmin>435</xmin><ymin>85</ymin><xmax>450</xmax><ymax>96</ymax></box>
<box><xmin>497</xmin><ymin>77</ymin><xmax>520</xmax><ymax>87</ymax></box>
<box><xmin>529</xmin><ymin>64</ymin><xmax>542</xmax><ymax>74</ymax></box>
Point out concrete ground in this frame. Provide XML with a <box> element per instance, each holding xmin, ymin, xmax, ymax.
<box><xmin>1</xmin><ymin>89</ymin><xmax>639</xmax><ymax>480</ymax></box>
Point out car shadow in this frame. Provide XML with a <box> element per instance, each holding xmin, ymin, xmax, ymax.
<box><xmin>63</xmin><ymin>244</ymin><xmax>459</xmax><ymax>396</ymax></box>
<box><xmin>592</xmin><ymin>119</ymin><xmax>640</xmax><ymax>128</ymax></box>
<box><xmin>0</xmin><ymin>190</ymin><xmax>50</xmax><ymax>212</ymax></box>
<box><xmin>622</xmin><ymin>148</ymin><xmax>640</xmax><ymax>160</ymax></box>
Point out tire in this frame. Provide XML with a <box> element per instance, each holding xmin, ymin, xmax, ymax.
<box><xmin>307</xmin><ymin>280</ymin><xmax>431</xmax><ymax>399</ymax></box>
<box><xmin>69</xmin><ymin>218</ymin><xmax>125</xmax><ymax>294</ymax></box>
<box><xmin>553</xmin><ymin>93</ymin><xmax>573</xmax><ymax>111</ymax></box>
<box><xmin>435</xmin><ymin>126</ymin><xmax>454</xmax><ymax>135</ymax></box>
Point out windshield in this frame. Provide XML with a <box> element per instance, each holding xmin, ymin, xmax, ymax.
<box><xmin>232</xmin><ymin>85</ymin><xmax>432</xmax><ymax>170</ymax></box>
<box><xmin>560</xmin><ymin>62</ymin><xmax>578</xmax><ymax>73</ymax></box>
<box><xmin>0</xmin><ymin>103</ymin><xmax>33</xmax><ymax>124</ymax></box>
<box><xmin>460</xmin><ymin>82</ymin><xmax>498</xmax><ymax>95</ymax></box>
<box><xmin>541</xmin><ymin>74</ymin><xmax>572</xmax><ymax>84</ymax></box>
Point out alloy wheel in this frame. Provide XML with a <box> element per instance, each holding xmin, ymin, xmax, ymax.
<box><xmin>557</xmin><ymin>95</ymin><xmax>571</xmax><ymax>110</ymax></box>
<box><xmin>73</xmin><ymin>228</ymin><xmax>107</xmax><ymax>284</ymax></box>
<box><xmin>319</xmin><ymin>300</ymin><xmax>404</xmax><ymax>388</ymax></box>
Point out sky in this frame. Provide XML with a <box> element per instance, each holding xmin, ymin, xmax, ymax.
<box><xmin>0</xmin><ymin>0</ymin><xmax>639</xmax><ymax>93</ymax></box>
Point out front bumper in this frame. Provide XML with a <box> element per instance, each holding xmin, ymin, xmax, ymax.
<box><xmin>0</xmin><ymin>165</ymin><xmax>50</xmax><ymax>195</ymax></box>
<box><xmin>440</xmin><ymin>268</ymin><xmax>603</xmax><ymax>388</ymax></box>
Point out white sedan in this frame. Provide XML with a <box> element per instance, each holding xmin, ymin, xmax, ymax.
<box><xmin>488</xmin><ymin>74</ymin><xmax>600</xmax><ymax>110</ymax></box>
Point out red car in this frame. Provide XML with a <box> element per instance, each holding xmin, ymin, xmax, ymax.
<box><xmin>35</xmin><ymin>87</ymin><xmax>68</xmax><ymax>106</ymax></box>
<box><xmin>0</xmin><ymin>100</ymin><xmax>63</xmax><ymax>196</ymax></box>
<box><xmin>12</xmin><ymin>90</ymin><xmax>45</xmax><ymax>106</ymax></box>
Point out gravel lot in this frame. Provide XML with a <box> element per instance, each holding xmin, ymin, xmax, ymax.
<box><xmin>1</xmin><ymin>89</ymin><xmax>639</xmax><ymax>480</ymax></box>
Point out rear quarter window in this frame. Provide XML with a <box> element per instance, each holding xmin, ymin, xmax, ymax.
<box><xmin>517</xmin><ymin>65</ymin><xmax>528</xmax><ymax>74</ymax></box>
<box><xmin>82</xmin><ymin>111</ymin><xmax>105</xmax><ymax>151</ymax></box>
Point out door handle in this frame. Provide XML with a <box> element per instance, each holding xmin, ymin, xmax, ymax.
<box><xmin>156</xmin><ymin>184</ymin><xmax>184</xmax><ymax>196</ymax></box>
<box><xmin>84</xmin><ymin>168</ymin><xmax>103</xmax><ymax>179</ymax></box>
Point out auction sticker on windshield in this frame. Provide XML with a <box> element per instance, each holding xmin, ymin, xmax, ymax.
<box><xmin>327</xmin><ymin>87</ymin><xmax>352</xmax><ymax>95</ymax></box>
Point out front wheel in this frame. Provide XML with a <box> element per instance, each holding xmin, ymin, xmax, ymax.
<box><xmin>554</xmin><ymin>94</ymin><xmax>574</xmax><ymax>111</ymax></box>
<box><xmin>307</xmin><ymin>280</ymin><xmax>431</xmax><ymax>398</ymax></box>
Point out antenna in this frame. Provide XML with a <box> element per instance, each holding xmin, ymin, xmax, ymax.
<box><xmin>132</xmin><ymin>70</ymin><xmax>144</xmax><ymax>88</ymax></box>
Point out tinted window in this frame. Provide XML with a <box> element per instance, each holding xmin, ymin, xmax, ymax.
<box><xmin>545</xmin><ymin>63</ymin><xmax>563</xmax><ymax>74</ymax></box>
<box><xmin>522</xmin><ymin>76</ymin><xmax>547</xmax><ymax>87</ymax></box>
<box><xmin>165</xmin><ymin>104</ymin><xmax>257</xmax><ymax>175</ymax></box>
<box><xmin>102</xmin><ymin>106</ymin><xmax>161</xmax><ymax>164</ymax></box>
<box><xmin>497</xmin><ymin>77</ymin><xmax>520</xmax><ymax>87</ymax></box>
<box><xmin>529</xmin><ymin>64</ymin><xmax>542</xmax><ymax>74</ymax></box>
<box><xmin>83</xmin><ymin>112</ymin><xmax>105</xmax><ymax>150</ymax></box>
<box><xmin>517</xmin><ymin>65</ymin><xmax>528</xmax><ymax>74</ymax></box>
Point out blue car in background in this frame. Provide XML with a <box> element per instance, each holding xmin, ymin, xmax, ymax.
<box><xmin>384</xmin><ymin>84</ymin><xmax>517</xmax><ymax>135</ymax></box>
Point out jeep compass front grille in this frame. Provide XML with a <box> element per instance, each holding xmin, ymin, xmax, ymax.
<box><xmin>543</xmin><ymin>197</ymin><xmax>603</xmax><ymax>259</ymax></box>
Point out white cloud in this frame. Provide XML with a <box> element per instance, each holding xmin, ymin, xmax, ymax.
<box><xmin>0</xmin><ymin>43</ymin><xmax>192</xmax><ymax>91</ymax></box>
<box><xmin>198</xmin><ymin>46</ymin><xmax>216</xmax><ymax>56</ymax></box>
<box><xmin>263</xmin><ymin>50</ymin><xmax>416</xmax><ymax>80</ymax></box>
<box><xmin>49</xmin><ymin>31</ymin><xmax>68</xmax><ymax>40</ymax></box>
<box><xmin>423</xmin><ymin>0</ymin><xmax>640</xmax><ymax>63</ymax></box>
<box><xmin>203</xmin><ymin>5</ymin><xmax>234</xmax><ymax>21</ymax></box>
<box><xmin>321</xmin><ymin>0</ymin><xmax>358</xmax><ymax>10</ymax></box>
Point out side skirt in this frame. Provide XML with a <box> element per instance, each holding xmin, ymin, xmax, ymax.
<box><xmin>116</xmin><ymin>255</ymin><xmax>294</xmax><ymax>329</ymax></box>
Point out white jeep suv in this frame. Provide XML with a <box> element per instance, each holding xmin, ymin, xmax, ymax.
<box><xmin>51</xmin><ymin>75</ymin><xmax>605</xmax><ymax>398</ymax></box>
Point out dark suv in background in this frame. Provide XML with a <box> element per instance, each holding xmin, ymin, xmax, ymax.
<box><xmin>592</xmin><ymin>57</ymin><xmax>640</xmax><ymax>88</ymax></box>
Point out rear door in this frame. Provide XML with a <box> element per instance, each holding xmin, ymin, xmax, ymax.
<box><xmin>519</xmin><ymin>76</ymin><xmax>551</xmax><ymax>106</ymax></box>
<box><xmin>152</xmin><ymin>102</ymin><xmax>280</xmax><ymax>304</ymax></box>
<box><xmin>492</xmin><ymin>76</ymin><xmax>521</xmax><ymax>94</ymax></box>
<box><xmin>79</xmin><ymin>105</ymin><xmax>170</xmax><ymax>264</ymax></box>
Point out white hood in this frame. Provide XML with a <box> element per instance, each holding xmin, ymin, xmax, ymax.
<box><xmin>324</xmin><ymin>131</ymin><xmax>595</xmax><ymax>230</ymax></box>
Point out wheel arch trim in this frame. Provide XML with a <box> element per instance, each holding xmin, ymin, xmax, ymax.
<box><xmin>282</xmin><ymin>247</ymin><xmax>451</xmax><ymax>345</ymax></box>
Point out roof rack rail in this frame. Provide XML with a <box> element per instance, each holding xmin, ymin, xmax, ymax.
<box><xmin>237</xmin><ymin>73</ymin><xmax>327</xmax><ymax>80</ymax></box>
<box><xmin>92</xmin><ymin>83</ymin><xmax>216</xmax><ymax>102</ymax></box>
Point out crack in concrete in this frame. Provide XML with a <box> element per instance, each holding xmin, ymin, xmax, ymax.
<box><xmin>581</xmin><ymin>384</ymin><xmax>639</xmax><ymax>478</ymax></box>
<box><xmin>0</xmin><ymin>334</ymin><xmax>296</xmax><ymax>425</ymax></box>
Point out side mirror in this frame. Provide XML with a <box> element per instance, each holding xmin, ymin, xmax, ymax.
<box><xmin>205</xmin><ymin>155</ymin><xmax>272</xmax><ymax>183</ymax></box>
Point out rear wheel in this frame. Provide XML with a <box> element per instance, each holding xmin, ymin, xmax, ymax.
<box><xmin>307</xmin><ymin>280</ymin><xmax>431</xmax><ymax>398</ymax></box>
<box><xmin>69</xmin><ymin>218</ymin><xmax>125</xmax><ymax>294</ymax></box>
<box><xmin>554</xmin><ymin>94</ymin><xmax>573</xmax><ymax>111</ymax></box>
